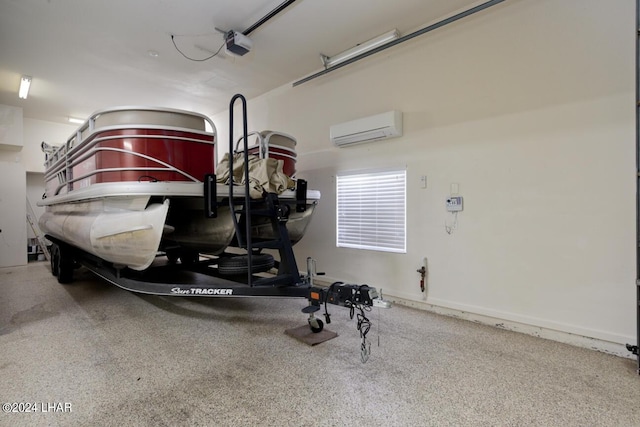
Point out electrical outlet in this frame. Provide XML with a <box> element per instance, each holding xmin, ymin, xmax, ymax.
<box><xmin>446</xmin><ymin>196</ymin><xmax>463</xmax><ymax>212</ymax></box>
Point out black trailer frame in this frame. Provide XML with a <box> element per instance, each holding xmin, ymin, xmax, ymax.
<box><xmin>47</xmin><ymin>239</ymin><xmax>312</xmax><ymax>299</ymax></box>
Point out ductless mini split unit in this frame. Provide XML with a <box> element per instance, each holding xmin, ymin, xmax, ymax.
<box><xmin>330</xmin><ymin>110</ymin><xmax>403</xmax><ymax>147</ymax></box>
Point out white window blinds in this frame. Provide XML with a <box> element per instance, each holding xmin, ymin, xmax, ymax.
<box><xmin>336</xmin><ymin>169</ymin><xmax>406</xmax><ymax>253</ymax></box>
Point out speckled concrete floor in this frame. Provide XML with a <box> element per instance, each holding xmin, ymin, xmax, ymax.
<box><xmin>1</xmin><ymin>261</ymin><xmax>639</xmax><ymax>426</ymax></box>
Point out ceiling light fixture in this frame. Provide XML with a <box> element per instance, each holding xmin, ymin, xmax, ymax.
<box><xmin>68</xmin><ymin>117</ymin><xmax>84</xmax><ymax>125</ymax></box>
<box><xmin>18</xmin><ymin>75</ymin><xmax>31</xmax><ymax>99</ymax></box>
<box><xmin>320</xmin><ymin>29</ymin><xmax>400</xmax><ymax>68</ymax></box>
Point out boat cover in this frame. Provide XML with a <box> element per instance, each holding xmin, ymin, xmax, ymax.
<box><xmin>216</xmin><ymin>153</ymin><xmax>295</xmax><ymax>198</ymax></box>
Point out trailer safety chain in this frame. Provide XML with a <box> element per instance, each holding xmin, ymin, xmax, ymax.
<box><xmin>316</xmin><ymin>281</ymin><xmax>388</xmax><ymax>363</ymax></box>
<box><xmin>348</xmin><ymin>302</ymin><xmax>372</xmax><ymax>363</ymax></box>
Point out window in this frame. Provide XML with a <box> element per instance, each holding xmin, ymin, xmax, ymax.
<box><xmin>336</xmin><ymin>169</ymin><xmax>406</xmax><ymax>253</ymax></box>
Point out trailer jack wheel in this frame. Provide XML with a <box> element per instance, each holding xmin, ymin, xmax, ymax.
<box><xmin>308</xmin><ymin>316</ymin><xmax>324</xmax><ymax>333</ymax></box>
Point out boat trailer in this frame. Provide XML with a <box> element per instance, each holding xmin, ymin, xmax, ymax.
<box><xmin>47</xmin><ymin>236</ymin><xmax>390</xmax><ymax>362</ymax></box>
<box><xmin>44</xmin><ymin>94</ymin><xmax>391</xmax><ymax>361</ymax></box>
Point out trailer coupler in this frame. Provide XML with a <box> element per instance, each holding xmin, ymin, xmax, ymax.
<box><xmin>304</xmin><ymin>282</ymin><xmax>391</xmax><ymax>362</ymax></box>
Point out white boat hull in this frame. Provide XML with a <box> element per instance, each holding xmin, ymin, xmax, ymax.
<box><xmin>39</xmin><ymin>182</ymin><xmax>319</xmax><ymax>271</ymax></box>
<box><xmin>40</xmin><ymin>197</ymin><xmax>169</xmax><ymax>271</ymax></box>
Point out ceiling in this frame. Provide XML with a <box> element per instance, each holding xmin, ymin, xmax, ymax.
<box><xmin>0</xmin><ymin>0</ymin><xmax>481</xmax><ymax>125</ymax></box>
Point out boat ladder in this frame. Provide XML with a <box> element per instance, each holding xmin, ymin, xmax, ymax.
<box><xmin>26</xmin><ymin>197</ymin><xmax>51</xmax><ymax>263</ymax></box>
<box><xmin>227</xmin><ymin>94</ymin><xmax>302</xmax><ymax>288</ymax></box>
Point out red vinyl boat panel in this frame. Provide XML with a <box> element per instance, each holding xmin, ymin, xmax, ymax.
<box><xmin>72</xmin><ymin>128</ymin><xmax>215</xmax><ymax>189</ymax></box>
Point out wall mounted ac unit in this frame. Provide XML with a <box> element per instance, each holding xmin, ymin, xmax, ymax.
<box><xmin>330</xmin><ymin>110</ymin><xmax>402</xmax><ymax>147</ymax></box>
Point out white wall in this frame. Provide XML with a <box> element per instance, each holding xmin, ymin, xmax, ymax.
<box><xmin>0</xmin><ymin>104</ymin><xmax>23</xmax><ymax>151</ymax></box>
<box><xmin>23</xmin><ymin>117</ymin><xmax>75</xmax><ymax>173</ymax></box>
<box><xmin>0</xmin><ymin>105</ymin><xmax>26</xmax><ymax>266</ymax></box>
<box><xmin>0</xmin><ymin>105</ymin><xmax>75</xmax><ymax>265</ymax></box>
<box><xmin>213</xmin><ymin>0</ymin><xmax>636</xmax><ymax>349</ymax></box>
<box><xmin>0</xmin><ymin>161</ymin><xmax>26</xmax><ymax>267</ymax></box>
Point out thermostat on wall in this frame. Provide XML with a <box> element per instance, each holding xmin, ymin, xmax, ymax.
<box><xmin>446</xmin><ymin>196</ymin><xmax>463</xmax><ymax>212</ymax></box>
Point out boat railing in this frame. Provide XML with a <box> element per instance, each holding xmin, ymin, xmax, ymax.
<box><xmin>233</xmin><ymin>130</ymin><xmax>298</xmax><ymax>178</ymax></box>
<box><xmin>234</xmin><ymin>131</ymin><xmax>261</xmax><ymax>154</ymax></box>
<box><xmin>235</xmin><ymin>131</ymin><xmax>297</xmax><ymax>155</ymax></box>
<box><xmin>45</xmin><ymin>131</ymin><xmax>212</xmax><ymax>179</ymax></box>
<box><xmin>44</xmin><ymin>125</ymin><xmax>215</xmax><ymax>176</ymax></box>
<box><xmin>50</xmin><ymin>147</ymin><xmax>201</xmax><ymax>196</ymax></box>
<box><xmin>44</xmin><ymin>107</ymin><xmax>217</xmax><ymax>195</ymax></box>
<box><xmin>71</xmin><ymin>105</ymin><xmax>215</xmax><ymax>147</ymax></box>
<box><xmin>46</xmin><ymin>136</ymin><xmax>209</xmax><ymax>196</ymax></box>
